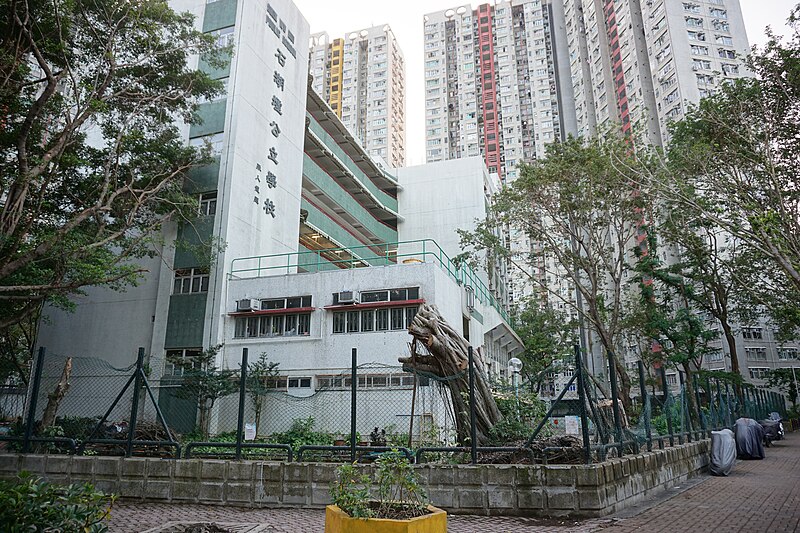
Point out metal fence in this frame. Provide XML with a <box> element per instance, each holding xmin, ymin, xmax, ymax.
<box><xmin>0</xmin><ymin>345</ymin><xmax>790</xmax><ymax>464</ymax></box>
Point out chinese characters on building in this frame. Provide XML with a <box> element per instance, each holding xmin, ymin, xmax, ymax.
<box><xmin>254</xmin><ymin>6</ymin><xmax>295</xmax><ymax>220</ymax></box>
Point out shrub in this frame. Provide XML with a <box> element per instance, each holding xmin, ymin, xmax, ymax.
<box><xmin>0</xmin><ymin>472</ymin><xmax>116</xmax><ymax>532</ymax></box>
<box><xmin>331</xmin><ymin>453</ymin><xmax>429</xmax><ymax>520</ymax></box>
<box><xmin>489</xmin><ymin>388</ymin><xmax>548</xmax><ymax>444</ymax></box>
<box><xmin>268</xmin><ymin>417</ymin><xmax>333</xmax><ymax>449</ymax></box>
<box><xmin>330</xmin><ymin>463</ymin><xmax>373</xmax><ymax>518</ymax></box>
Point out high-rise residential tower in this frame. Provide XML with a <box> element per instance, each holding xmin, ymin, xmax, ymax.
<box><xmin>563</xmin><ymin>0</ymin><xmax>751</xmax><ymax>144</ymax></box>
<box><xmin>423</xmin><ymin>1</ymin><xmax>576</xmax><ymax>184</ymax></box>
<box><xmin>309</xmin><ymin>25</ymin><xmax>406</xmax><ymax>168</ymax></box>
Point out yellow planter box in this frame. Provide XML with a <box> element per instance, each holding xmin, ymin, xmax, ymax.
<box><xmin>324</xmin><ymin>504</ymin><xmax>447</xmax><ymax>533</ymax></box>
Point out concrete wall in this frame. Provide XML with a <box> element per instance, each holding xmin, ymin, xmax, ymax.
<box><xmin>0</xmin><ymin>439</ymin><xmax>710</xmax><ymax>517</ymax></box>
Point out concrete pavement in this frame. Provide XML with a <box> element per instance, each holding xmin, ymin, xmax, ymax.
<box><xmin>107</xmin><ymin>431</ymin><xmax>800</xmax><ymax>532</ymax></box>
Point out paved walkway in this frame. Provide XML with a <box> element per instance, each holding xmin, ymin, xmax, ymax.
<box><xmin>108</xmin><ymin>432</ymin><xmax>800</xmax><ymax>532</ymax></box>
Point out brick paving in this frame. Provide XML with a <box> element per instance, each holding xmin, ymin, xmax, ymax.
<box><xmin>108</xmin><ymin>432</ymin><xmax>800</xmax><ymax>533</ymax></box>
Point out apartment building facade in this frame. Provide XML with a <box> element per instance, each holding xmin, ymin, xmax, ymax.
<box><xmin>423</xmin><ymin>0</ymin><xmax>576</xmax><ymax>184</ymax></box>
<box><xmin>309</xmin><ymin>26</ymin><xmax>406</xmax><ymax>168</ymax></box>
<box><xmin>563</xmin><ymin>0</ymin><xmax>750</xmax><ymax>144</ymax></box>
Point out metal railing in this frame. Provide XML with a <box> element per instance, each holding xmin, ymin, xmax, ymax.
<box><xmin>229</xmin><ymin>239</ymin><xmax>512</xmax><ymax>324</ymax></box>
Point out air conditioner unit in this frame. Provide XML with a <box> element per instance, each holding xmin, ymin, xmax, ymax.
<box><xmin>337</xmin><ymin>290</ymin><xmax>358</xmax><ymax>304</ymax></box>
<box><xmin>237</xmin><ymin>298</ymin><xmax>260</xmax><ymax>312</ymax></box>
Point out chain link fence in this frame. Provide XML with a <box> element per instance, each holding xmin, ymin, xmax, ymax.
<box><xmin>0</xmin><ymin>345</ymin><xmax>790</xmax><ymax>464</ymax></box>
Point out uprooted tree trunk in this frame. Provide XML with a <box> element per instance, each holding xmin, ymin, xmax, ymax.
<box><xmin>399</xmin><ymin>304</ymin><xmax>502</xmax><ymax>446</ymax></box>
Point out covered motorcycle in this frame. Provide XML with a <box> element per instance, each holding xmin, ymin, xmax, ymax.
<box><xmin>734</xmin><ymin>417</ymin><xmax>765</xmax><ymax>460</ymax></box>
<box><xmin>760</xmin><ymin>419</ymin><xmax>781</xmax><ymax>447</ymax></box>
<box><xmin>709</xmin><ymin>429</ymin><xmax>736</xmax><ymax>476</ymax></box>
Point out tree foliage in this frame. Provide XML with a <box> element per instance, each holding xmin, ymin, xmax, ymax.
<box><xmin>0</xmin><ymin>0</ymin><xmax>224</xmax><ymax>332</ymax></box>
<box><xmin>245</xmin><ymin>352</ymin><xmax>280</xmax><ymax>436</ymax></box>
<box><xmin>460</xmin><ymin>134</ymin><xmax>662</xmax><ymax>408</ymax></box>
<box><xmin>510</xmin><ymin>299</ymin><xmax>575</xmax><ymax>390</ymax></box>
<box><xmin>660</xmin><ymin>6</ymin><xmax>800</xmax><ymax>333</ymax></box>
<box><xmin>765</xmin><ymin>368</ymin><xmax>799</xmax><ymax>406</ymax></box>
<box><xmin>170</xmin><ymin>345</ymin><xmax>236</xmax><ymax>438</ymax></box>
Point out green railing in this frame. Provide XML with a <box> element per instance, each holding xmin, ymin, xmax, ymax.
<box><xmin>229</xmin><ymin>239</ymin><xmax>511</xmax><ymax>324</ymax></box>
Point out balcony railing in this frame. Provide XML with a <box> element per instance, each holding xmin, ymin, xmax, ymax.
<box><xmin>230</xmin><ymin>239</ymin><xmax>511</xmax><ymax>324</ymax></box>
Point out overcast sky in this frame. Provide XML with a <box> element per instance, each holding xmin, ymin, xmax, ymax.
<box><xmin>293</xmin><ymin>0</ymin><xmax>797</xmax><ymax>166</ymax></box>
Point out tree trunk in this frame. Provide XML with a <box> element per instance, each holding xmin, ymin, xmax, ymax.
<box><xmin>681</xmin><ymin>361</ymin><xmax>699</xmax><ymax>425</ymax></box>
<box><xmin>720</xmin><ymin>321</ymin><xmax>739</xmax><ymax>376</ymax></box>
<box><xmin>399</xmin><ymin>304</ymin><xmax>502</xmax><ymax>446</ymax></box>
<box><xmin>39</xmin><ymin>357</ymin><xmax>72</xmax><ymax>430</ymax></box>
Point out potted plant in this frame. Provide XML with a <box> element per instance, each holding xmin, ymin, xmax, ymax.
<box><xmin>325</xmin><ymin>453</ymin><xmax>446</xmax><ymax>533</ymax></box>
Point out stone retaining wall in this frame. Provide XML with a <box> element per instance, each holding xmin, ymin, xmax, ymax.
<box><xmin>0</xmin><ymin>439</ymin><xmax>710</xmax><ymax>517</ymax></box>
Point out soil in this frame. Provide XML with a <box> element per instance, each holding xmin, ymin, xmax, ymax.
<box><xmin>366</xmin><ymin>500</ymin><xmax>430</xmax><ymax>520</ymax></box>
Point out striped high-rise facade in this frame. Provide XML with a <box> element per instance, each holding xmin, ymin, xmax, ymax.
<box><xmin>309</xmin><ymin>26</ymin><xmax>406</xmax><ymax>168</ymax></box>
<box><xmin>423</xmin><ymin>1</ymin><xmax>575</xmax><ymax>184</ymax></box>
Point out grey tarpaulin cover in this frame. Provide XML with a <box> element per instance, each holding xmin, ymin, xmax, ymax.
<box><xmin>709</xmin><ymin>429</ymin><xmax>736</xmax><ymax>476</ymax></box>
<box><xmin>734</xmin><ymin>417</ymin><xmax>765</xmax><ymax>460</ymax></box>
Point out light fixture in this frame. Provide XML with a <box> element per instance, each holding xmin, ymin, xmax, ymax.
<box><xmin>465</xmin><ymin>285</ymin><xmax>475</xmax><ymax>311</ymax></box>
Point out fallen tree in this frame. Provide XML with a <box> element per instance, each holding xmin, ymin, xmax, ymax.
<box><xmin>399</xmin><ymin>304</ymin><xmax>502</xmax><ymax>445</ymax></box>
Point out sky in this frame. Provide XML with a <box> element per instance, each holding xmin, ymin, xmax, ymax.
<box><xmin>293</xmin><ymin>0</ymin><xmax>797</xmax><ymax>166</ymax></box>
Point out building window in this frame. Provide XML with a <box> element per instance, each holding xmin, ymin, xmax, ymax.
<box><xmin>721</xmin><ymin>63</ymin><xmax>739</xmax><ymax>76</ymax></box>
<box><xmin>173</xmin><ymin>268</ymin><xmax>209</xmax><ymax>294</ymax></box>
<box><xmin>333</xmin><ymin>312</ymin><xmax>346</xmax><ymax>334</ymax></box>
<box><xmin>261</xmin><ymin>295</ymin><xmax>312</xmax><ymax>310</ymax></box>
<box><xmin>685</xmin><ymin>17</ymin><xmax>703</xmax><ymax>28</ymax></box>
<box><xmin>234</xmin><ymin>297</ymin><xmax>312</xmax><ymax>338</ymax></box>
<box><xmin>749</xmin><ymin>367</ymin><xmax>769</xmax><ymax>380</ymax></box>
<box><xmin>199</xmin><ymin>192</ymin><xmax>217</xmax><ymax>216</ymax></box>
<box><xmin>359</xmin><ymin>287</ymin><xmax>420</xmax><ymax>303</ymax></box>
<box><xmin>708</xmin><ymin>351</ymin><xmax>723</xmax><ymax>362</ymax></box>
<box><xmin>778</xmin><ymin>348</ymin><xmax>798</xmax><ymax>360</ymax></box>
<box><xmin>745</xmin><ymin>347</ymin><xmax>767</xmax><ymax>361</ymax></box>
<box><xmin>316</xmin><ymin>372</ymin><xmax>414</xmax><ymax>390</ymax></box>
<box><xmin>165</xmin><ymin>348</ymin><xmax>203</xmax><ymax>376</ymax></box>
<box><xmin>189</xmin><ymin>132</ymin><xmax>224</xmax><ymax>155</ymax></box>
<box><xmin>391</xmin><ymin>308</ymin><xmax>405</xmax><ymax>330</ymax></box>
<box><xmin>742</xmin><ymin>327</ymin><xmax>763</xmax><ymax>340</ymax></box>
<box><xmin>288</xmin><ymin>377</ymin><xmax>312</xmax><ymax>389</ymax></box>
<box><xmin>332</xmin><ymin>306</ymin><xmax>418</xmax><ymax>334</ymax></box>
<box><xmin>211</xmin><ymin>26</ymin><xmax>235</xmax><ymax>48</ymax></box>
<box><xmin>234</xmin><ymin>312</ymin><xmax>311</xmax><ymax>338</ymax></box>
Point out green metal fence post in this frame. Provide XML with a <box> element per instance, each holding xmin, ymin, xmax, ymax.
<box><xmin>576</xmin><ymin>345</ymin><xmax>592</xmax><ymax>463</ymax></box>
<box><xmin>235</xmin><ymin>348</ymin><xmax>248</xmax><ymax>461</ymax></box>
<box><xmin>660</xmin><ymin>367</ymin><xmax>675</xmax><ymax>446</ymax></box>
<box><xmin>679</xmin><ymin>372</ymin><xmax>692</xmax><ymax>443</ymax></box>
<box><xmin>22</xmin><ymin>347</ymin><xmax>46</xmax><ymax>454</ymax></box>
<box><xmin>637</xmin><ymin>360</ymin><xmax>652</xmax><ymax>452</ymax></box>
<box><xmin>126</xmin><ymin>348</ymin><xmax>146</xmax><ymax>458</ymax></box>
<box><xmin>607</xmin><ymin>351</ymin><xmax>624</xmax><ymax>456</ymax></box>
<box><xmin>468</xmin><ymin>346</ymin><xmax>478</xmax><ymax>465</ymax></box>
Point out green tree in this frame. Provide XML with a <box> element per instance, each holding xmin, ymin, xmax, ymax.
<box><xmin>650</xmin><ymin>210</ymin><xmax>754</xmax><ymax>380</ymax></box>
<box><xmin>765</xmin><ymin>368</ymin><xmax>799</xmax><ymax>406</ymax></box>
<box><xmin>661</xmin><ymin>5</ymin><xmax>800</xmax><ymax>331</ymax></box>
<box><xmin>461</xmin><ymin>134</ymin><xmax>661</xmax><ymax>409</ymax></box>
<box><xmin>171</xmin><ymin>345</ymin><xmax>236</xmax><ymax>438</ymax></box>
<box><xmin>245</xmin><ymin>352</ymin><xmax>280</xmax><ymax>436</ymax></box>
<box><xmin>0</xmin><ymin>0</ymin><xmax>224</xmax><ymax>334</ymax></box>
<box><xmin>511</xmin><ymin>299</ymin><xmax>575</xmax><ymax>392</ymax></box>
<box><xmin>630</xmin><ymin>231</ymin><xmax>720</xmax><ymax>417</ymax></box>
